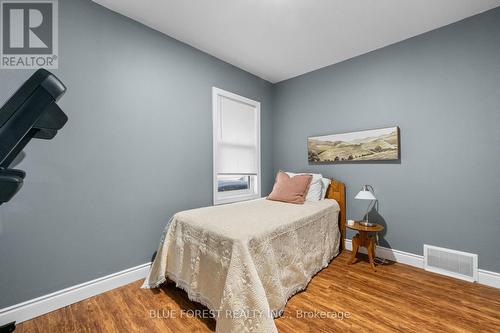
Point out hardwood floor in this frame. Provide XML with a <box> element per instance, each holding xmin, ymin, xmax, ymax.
<box><xmin>17</xmin><ymin>251</ymin><xmax>500</xmax><ymax>332</ymax></box>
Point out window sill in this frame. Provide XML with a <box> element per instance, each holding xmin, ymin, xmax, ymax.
<box><xmin>214</xmin><ymin>194</ymin><xmax>261</xmax><ymax>205</ymax></box>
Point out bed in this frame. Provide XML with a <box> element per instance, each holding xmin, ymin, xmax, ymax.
<box><xmin>143</xmin><ymin>179</ymin><xmax>346</xmax><ymax>333</ymax></box>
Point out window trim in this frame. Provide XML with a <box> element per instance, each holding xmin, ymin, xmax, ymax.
<box><xmin>212</xmin><ymin>87</ymin><xmax>261</xmax><ymax>205</ymax></box>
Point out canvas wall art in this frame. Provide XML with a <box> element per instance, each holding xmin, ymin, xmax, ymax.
<box><xmin>308</xmin><ymin>126</ymin><xmax>400</xmax><ymax>162</ymax></box>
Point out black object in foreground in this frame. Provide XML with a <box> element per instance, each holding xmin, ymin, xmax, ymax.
<box><xmin>0</xmin><ymin>321</ymin><xmax>16</xmax><ymax>333</ymax></box>
<box><xmin>0</xmin><ymin>69</ymin><xmax>67</xmax><ymax>205</ymax></box>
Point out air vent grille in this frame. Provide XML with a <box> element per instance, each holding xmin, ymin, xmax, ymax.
<box><xmin>424</xmin><ymin>245</ymin><xmax>478</xmax><ymax>282</ymax></box>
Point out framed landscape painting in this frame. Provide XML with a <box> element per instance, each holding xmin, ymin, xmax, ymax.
<box><xmin>308</xmin><ymin>126</ymin><xmax>400</xmax><ymax>162</ymax></box>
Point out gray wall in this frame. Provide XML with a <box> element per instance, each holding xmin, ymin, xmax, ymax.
<box><xmin>1</xmin><ymin>0</ymin><xmax>499</xmax><ymax>310</ymax></box>
<box><xmin>272</xmin><ymin>8</ymin><xmax>500</xmax><ymax>272</ymax></box>
<box><xmin>0</xmin><ymin>0</ymin><xmax>273</xmax><ymax>308</ymax></box>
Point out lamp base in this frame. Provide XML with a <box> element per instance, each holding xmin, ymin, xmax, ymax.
<box><xmin>359</xmin><ymin>221</ymin><xmax>375</xmax><ymax>227</ymax></box>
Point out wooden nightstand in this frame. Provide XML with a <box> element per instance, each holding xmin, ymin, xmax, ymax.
<box><xmin>347</xmin><ymin>221</ymin><xmax>384</xmax><ymax>271</ymax></box>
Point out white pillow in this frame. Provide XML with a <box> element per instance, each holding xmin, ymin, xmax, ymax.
<box><xmin>320</xmin><ymin>178</ymin><xmax>331</xmax><ymax>200</ymax></box>
<box><xmin>285</xmin><ymin>172</ymin><xmax>323</xmax><ymax>201</ymax></box>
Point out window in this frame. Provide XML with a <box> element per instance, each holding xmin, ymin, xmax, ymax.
<box><xmin>212</xmin><ymin>87</ymin><xmax>260</xmax><ymax>205</ymax></box>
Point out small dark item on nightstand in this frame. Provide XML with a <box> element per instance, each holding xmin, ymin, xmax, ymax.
<box><xmin>347</xmin><ymin>221</ymin><xmax>384</xmax><ymax>271</ymax></box>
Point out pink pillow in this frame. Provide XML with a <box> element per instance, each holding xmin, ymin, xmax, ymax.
<box><xmin>267</xmin><ymin>171</ymin><xmax>313</xmax><ymax>204</ymax></box>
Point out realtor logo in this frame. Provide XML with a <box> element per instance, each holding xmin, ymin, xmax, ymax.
<box><xmin>1</xmin><ymin>0</ymin><xmax>58</xmax><ymax>69</ymax></box>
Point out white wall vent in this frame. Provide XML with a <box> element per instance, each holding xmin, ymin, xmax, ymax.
<box><xmin>424</xmin><ymin>245</ymin><xmax>478</xmax><ymax>282</ymax></box>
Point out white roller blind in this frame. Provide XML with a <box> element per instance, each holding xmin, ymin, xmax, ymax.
<box><xmin>216</xmin><ymin>95</ymin><xmax>258</xmax><ymax>174</ymax></box>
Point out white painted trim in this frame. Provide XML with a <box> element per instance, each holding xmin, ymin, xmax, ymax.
<box><xmin>212</xmin><ymin>87</ymin><xmax>261</xmax><ymax>206</ymax></box>
<box><xmin>0</xmin><ymin>262</ymin><xmax>151</xmax><ymax>326</ymax></box>
<box><xmin>344</xmin><ymin>239</ymin><xmax>423</xmax><ymax>268</ymax></box>
<box><xmin>478</xmin><ymin>269</ymin><xmax>500</xmax><ymax>289</ymax></box>
<box><xmin>344</xmin><ymin>239</ymin><xmax>500</xmax><ymax>288</ymax></box>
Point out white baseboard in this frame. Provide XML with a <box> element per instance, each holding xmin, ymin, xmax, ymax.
<box><xmin>478</xmin><ymin>269</ymin><xmax>500</xmax><ymax>288</ymax></box>
<box><xmin>344</xmin><ymin>239</ymin><xmax>423</xmax><ymax>268</ymax></box>
<box><xmin>0</xmin><ymin>262</ymin><xmax>151</xmax><ymax>326</ymax></box>
<box><xmin>344</xmin><ymin>239</ymin><xmax>500</xmax><ymax>289</ymax></box>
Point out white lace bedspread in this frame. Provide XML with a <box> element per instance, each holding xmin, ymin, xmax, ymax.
<box><xmin>142</xmin><ymin>198</ymin><xmax>340</xmax><ymax>333</ymax></box>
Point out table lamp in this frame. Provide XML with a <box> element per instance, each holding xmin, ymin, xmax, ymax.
<box><xmin>355</xmin><ymin>185</ymin><xmax>376</xmax><ymax>227</ymax></box>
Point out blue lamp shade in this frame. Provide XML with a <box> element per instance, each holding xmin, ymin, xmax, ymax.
<box><xmin>355</xmin><ymin>185</ymin><xmax>376</xmax><ymax>200</ymax></box>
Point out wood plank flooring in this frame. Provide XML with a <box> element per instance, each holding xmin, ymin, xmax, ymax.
<box><xmin>17</xmin><ymin>251</ymin><xmax>500</xmax><ymax>332</ymax></box>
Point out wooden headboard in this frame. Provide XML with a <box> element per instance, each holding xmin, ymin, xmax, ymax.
<box><xmin>325</xmin><ymin>179</ymin><xmax>346</xmax><ymax>251</ymax></box>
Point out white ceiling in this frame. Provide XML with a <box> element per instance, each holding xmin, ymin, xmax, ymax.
<box><xmin>93</xmin><ymin>0</ymin><xmax>500</xmax><ymax>83</ymax></box>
